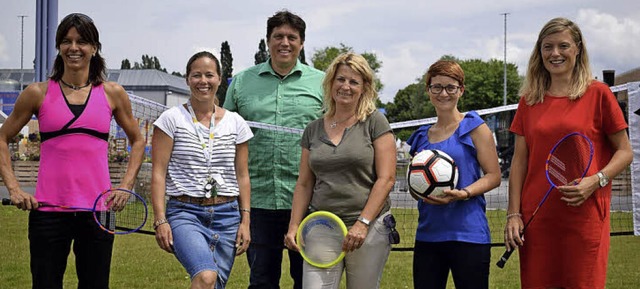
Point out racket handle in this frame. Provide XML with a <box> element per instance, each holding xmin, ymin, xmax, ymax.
<box><xmin>2</xmin><ymin>198</ymin><xmax>12</xmax><ymax>205</ymax></box>
<box><xmin>496</xmin><ymin>248</ymin><xmax>515</xmax><ymax>268</ymax></box>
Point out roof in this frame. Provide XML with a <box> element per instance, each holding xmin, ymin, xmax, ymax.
<box><xmin>107</xmin><ymin>69</ymin><xmax>189</xmax><ymax>93</ymax></box>
<box><xmin>616</xmin><ymin>67</ymin><xmax>640</xmax><ymax>85</ymax></box>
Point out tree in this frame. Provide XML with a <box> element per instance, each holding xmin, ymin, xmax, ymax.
<box><xmin>385</xmin><ymin>82</ymin><xmax>430</xmax><ymax>141</ymax></box>
<box><xmin>385</xmin><ymin>82</ymin><xmax>431</xmax><ymax>123</ymax></box>
<box><xmin>456</xmin><ymin>57</ymin><xmax>521</xmax><ymax>111</ymax></box>
<box><xmin>311</xmin><ymin>43</ymin><xmax>351</xmax><ymax>72</ymax></box>
<box><xmin>254</xmin><ymin>39</ymin><xmax>269</xmax><ymax>65</ymax></box>
<box><xmin>124</xmin><ymin>54</ymin><xmax>168</xmax><ymax>73</ymax></box>
<box><xmin>218</xmin><ymin>41</ymin><xmax>233</xmax><ymax>105</ymax></box>
<box><xmin>120</xmin><ymin>59</ymin><xmax>131</xmax><ymax>69</ymax></box>
<box><xmin>311</xmin><ymin>43</ymin><xmax>384</xmax><ymax>93</ymax></box>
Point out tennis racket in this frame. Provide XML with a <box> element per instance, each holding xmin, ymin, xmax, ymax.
<box><xmin>496</xmin><ymin>132</ymin><xmax>594</xmax><ymax>268</ymax></box>
<box><xmin>2</xmin><ymin>188</ymin><xmax>148</xmax><ymax>235</ymax></box>
<box><xmin>296</xmin><ymin>211</ymin><xmax>348</xmax><ymax>268</ymax></box>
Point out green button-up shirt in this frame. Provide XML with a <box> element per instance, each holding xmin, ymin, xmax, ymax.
<box><xmin>224</xmin><ymin>59</ymin><xmax>324</xmax><ymax>209</ymax></box>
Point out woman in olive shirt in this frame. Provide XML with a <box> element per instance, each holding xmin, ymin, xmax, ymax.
<box><xmin>284</xmin><ymin>52</ymin><xmax>397</xmax><ymax>289</ymax></box>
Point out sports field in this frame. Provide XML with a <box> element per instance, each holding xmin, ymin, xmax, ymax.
<box><xmin>2</xmin><ymin>206</ymin><xmax>639</xmax><ymax>288</ymax></box>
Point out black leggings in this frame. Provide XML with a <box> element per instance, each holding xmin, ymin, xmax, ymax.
<box><xmin>29</xmin><ymin>210</ymin><xmax>114</xmax><ymax>289</ymax></box>
<box><xmin>413</xmin><ymin>240</ymin><xmax>490</xmax><ymax>289</ymax></box>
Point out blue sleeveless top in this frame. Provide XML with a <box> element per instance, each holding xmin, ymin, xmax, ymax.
<box><xmin>406</xmin><ymin>111</ymin><xmax>491</xmax><ymax>244</ymax></box>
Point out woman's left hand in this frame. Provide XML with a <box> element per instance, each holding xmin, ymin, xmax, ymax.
<box><xmin>106</xmin><ymin>188</ymin><xmax>131</xmax><ymax>212</ymax></box>
<box><xmin>235</xmin><ymin>223</ymin><xmax>250</xmax><ymax>256</ymax></box>
<box><xmin>343</xmin><ymin>221</ymin><xmax>368</xmax><ymax>252</ymax></box>
<box><xmin>557</xmin><ymin>174</ymin><xmax>600</xmax><ymax>206</ymax></box>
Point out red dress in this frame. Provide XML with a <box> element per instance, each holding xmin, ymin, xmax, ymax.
<box><xmin>510</xmin><ymin>81</ymin><xmax>627</xmax><ymax>289</ymax></box>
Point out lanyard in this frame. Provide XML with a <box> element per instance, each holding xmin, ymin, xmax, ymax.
<box><xmin>186</xmin><ymin>100</ymin><xmax>215</xmax><ymax>161</ymax></box>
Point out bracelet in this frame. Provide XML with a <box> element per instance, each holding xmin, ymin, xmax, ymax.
<box><xmin>239</xmin><ymin>208</ymin><xmax>251</xmax><ymax>213</ymax></box>
<box><xmin>153</xmin><ymin>218</ymin><xmax>168</xmax><ymax>230</ymax></box>
<box><xmin>461</xmin><ymin>188</ymin><xmax>472</xmax><ymax>201</ymax></box>
<box><xmin>506</xmin><ymin>213</ymin><xmax>522</xmax><ymax>219</ymax></box>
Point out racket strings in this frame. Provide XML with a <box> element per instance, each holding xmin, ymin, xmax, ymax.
<box><xmin>95</xmin><ymin>210</ymin><xmax>116</xmax><ymax>231</ymax></box>
<box><xmin>300</xmin><ymin>219</ymin><xmax>344</xmax><ymax>265</ymax></box>
<box><xmin>547</xmin><ymin>135</ymin><xmax>594</xmax><ymax>186</ymax></box>
<box><xmin>302</xmin><ymin>228</ymin><xmax>343</xmax><ymax>263</ymax></box>
<box><xmin>95</xmin><ymin>190</ymin><xmax>148</xmax><ymax>234</ymax></box>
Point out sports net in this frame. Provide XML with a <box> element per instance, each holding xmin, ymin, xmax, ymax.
<box><xmin>390</xmin><ymin>104</ymin><xmax>633</xmax><ymax>250</ymax></box>
<box><xmin>108</xmin><ymin>94</ymin><xmax>165</xmax><ymax>205</ymax></box>
<box><xmin>2</xmin><ymin>88</ymin><xmax>633</xmax><ymax>246</ymax></box>
<box><xmin>56</xmin><ymin>90</ymin><xmax>640</xmax><ymax>246</ymax></box>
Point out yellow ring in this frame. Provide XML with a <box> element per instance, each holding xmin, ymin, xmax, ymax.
<box><xmin>296</xmin><ymin>211</ymin><xmax>348</xmax><ymax>268</ymax></box>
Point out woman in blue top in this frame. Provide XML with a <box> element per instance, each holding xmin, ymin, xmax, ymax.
<box><xmin>406</xmin><ymin>60</ymin><xmax>501</xmax><ymax>289</ymax></box>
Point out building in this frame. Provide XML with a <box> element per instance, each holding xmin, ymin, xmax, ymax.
<box><xmin>0</xmin><ymin>68</ymin><xmax>189</xmax><ymax>110</ymax></box>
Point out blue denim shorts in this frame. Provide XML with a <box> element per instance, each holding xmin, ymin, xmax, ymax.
<box><xmin>166</xmin><ymin>198</ymin><xmax>240</xmax><ymax>287</ymax></box>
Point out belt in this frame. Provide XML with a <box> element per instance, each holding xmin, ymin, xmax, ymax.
<box><xmin>171</xmin><ymin>195</ymin><xmax>237</xmax><ymax>206</ymax></box>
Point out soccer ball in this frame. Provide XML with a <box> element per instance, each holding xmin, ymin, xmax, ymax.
<box><xmin>407</xmin><ymin>149</ymin><xmax>458</xmax><ymax>199</ymax></box>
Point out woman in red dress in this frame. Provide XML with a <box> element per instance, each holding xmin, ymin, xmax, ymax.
<box><xmin>504</xmin><ymin>17</ymin><xmax>633</xmax><ymax>289</ymax></box>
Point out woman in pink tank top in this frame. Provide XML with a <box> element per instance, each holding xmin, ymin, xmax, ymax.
<box><xmin>0</xmin><ymin>13</ymin><xmax>144</xmax><ymax>289</ymax></box>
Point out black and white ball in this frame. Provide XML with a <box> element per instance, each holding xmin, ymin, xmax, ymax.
<box><xmin>407</xmin><ymin>149</ymin><xmax>458</xmax><ymax>199</ymax></box>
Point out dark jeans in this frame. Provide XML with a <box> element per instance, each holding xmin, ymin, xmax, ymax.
<box><xmin>413</xmin><ymin>240</ymin><xmax>490</xmax><ymax>289</ymax></box>
<box><xmin>29</xmin><ymin>210</ymin><xmax>114</xmax><ymax>289</ymax></box>
<box><xmin>247</xmin><ymin>208</ymin><xmax>303</xmax><ymax>289</ymax></box>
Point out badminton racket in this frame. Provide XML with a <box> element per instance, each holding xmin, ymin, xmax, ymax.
<box><xmin>2</xmin><ymin>188</ymin><xmax>148</xmax><ymax>235</ymax></box>
<box><xmin>496</xmin><ymin>132</ymin><xmax>594</xmax><ymax>268</ymax></box>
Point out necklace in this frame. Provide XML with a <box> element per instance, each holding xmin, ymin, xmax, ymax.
<box><xmin>60</xmin><ymin>79</ymin><xmax>91</xmax><ymax>90</ymax></box>
<box><xmin>329</xmin><ymin>114</ymin><xmax>354</xmax><ymax>129</ymax></box>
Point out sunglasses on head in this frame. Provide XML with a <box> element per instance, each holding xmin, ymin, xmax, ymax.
<box><xmin>383</xmin><ymin>214</ymin><xmax>400</xmax><ymax>245</ymax></box>
<box><xmin>63</xmin><ymin>13</ymin><xmax>94</xmax><ymax>23</ymax></box>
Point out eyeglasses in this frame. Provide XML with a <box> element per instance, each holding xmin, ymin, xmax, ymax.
<box><xmin>428</xmin><ymin>84</ymin><xmax>462</xmax><ymax>94</ymax></box>
<box><xmin>383</xmin><ymin>214</ymin><xmax>400</xmax><ymax>245</ymax></box>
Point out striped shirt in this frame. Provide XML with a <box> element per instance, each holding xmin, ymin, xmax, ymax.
<box><xmin>154</xmin><ymin>105</ymin><xmax>253</xmax><ymax>197</ymax></box>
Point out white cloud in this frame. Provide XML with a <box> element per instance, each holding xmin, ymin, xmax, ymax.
<box><xmin>577</xmin><ymin>9</ymin><xmax>640</xmax><ymax>76</ymax></box>
<box><xmin>2</xmin><ymin>0</ymin><xmax>639</xmax><ymax>102</ymax></box>
<box><xmin>377</xmin><ymin>42</ymin><xmax>432</xmax><ymax>102</ymax></box>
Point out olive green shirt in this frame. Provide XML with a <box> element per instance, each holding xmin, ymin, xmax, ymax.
<box><xmin>301</xmin><ymin>110</ymin><xmax>392</xmax><ymax>226</ymax></box>
<box><xmin>224</xmin><ymin>59</ymin><xmax>324</xmax><ymax>209</ymax></box>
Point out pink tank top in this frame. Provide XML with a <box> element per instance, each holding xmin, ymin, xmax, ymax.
<box><xmin>35</xmin><ymin>80</ymin><xmax>113</xmax><ymax>211</ymax></box>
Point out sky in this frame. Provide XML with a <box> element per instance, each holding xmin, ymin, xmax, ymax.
<box><xmin>1</xmin><ymin>0</ymin><xmax>639</xmax><ymax>103</ymax></box>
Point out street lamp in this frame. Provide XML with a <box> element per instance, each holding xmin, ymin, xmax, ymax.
<box><xmin>501</xmin><ymin>12</ymin><xmax>509</xmax><ymax>106</ymax></box>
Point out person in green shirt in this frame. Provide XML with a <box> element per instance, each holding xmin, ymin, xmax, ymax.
<box><xmin>223</xmin><ymin>9</ymin><xmax>324</xmax><ymax>289</ymax></box>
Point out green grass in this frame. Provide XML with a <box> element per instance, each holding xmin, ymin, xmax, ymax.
<box><xmin>2</xmin><ymin>207</ymin><xmax>639</xmax><ymax>288</ymax></box>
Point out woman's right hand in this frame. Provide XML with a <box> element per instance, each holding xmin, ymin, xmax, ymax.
<box><xmin>284</xmin><ymin>227</ymin><xmax>300</xmax><ymax>252</ymax></box>
<box><xmin>9</xmin><ymin>189</ymin><xmax>39</xmax><ymax>210</ymax></box>
<box><xmin>154</xmin><ymin>222</ymin><xmax>174</xmax><ymax>253</ymax></box>
<box><xmin>422</xmin><ymin>189</ymin><xmax>458</xmax><ymax>205</ymax></box>
<box><xmin>504</xmin><ymin>214</ymin><xmax>524</xmax><ymax>251</ymax></box>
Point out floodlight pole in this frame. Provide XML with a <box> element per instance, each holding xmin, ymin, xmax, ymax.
<box><xmin>501</xmin><ymin>12</ymin><xmax>509</xmax><ymax>106</ymax></box>
<box><xmin>18</xmin><ymin>15</ymin><xmax>28</xmax><ymax>91</ymax></box>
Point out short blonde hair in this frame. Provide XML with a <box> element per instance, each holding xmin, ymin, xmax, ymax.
<box><xmin>520</xmin><ymin>17</ymin><xmax>593</xmax><ymax>105</ymax></box>
<box><xmin>322</xmin><ymin>52</ymin><xmax>377</xmax><ymax>121</ymax></box>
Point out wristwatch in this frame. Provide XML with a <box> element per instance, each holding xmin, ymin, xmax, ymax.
<box><xmin>357</xmin><ymin>216</ymin><xmax>371</xmax><ymax>226</ymax></box>
<box><xmin>596</xmin><ymin>171</ymin><xmax>610</xmax><ymax>187</ymax></box>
